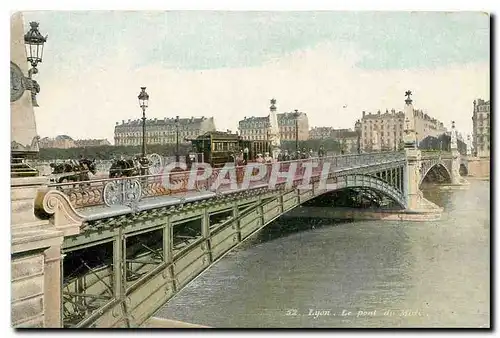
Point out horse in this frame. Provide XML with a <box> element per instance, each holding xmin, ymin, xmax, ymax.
<box><xmin>77</xmin><ymin>158</ymin><xmax>97</xmax><ymax>181</ymax></box>
<box><xmin>109</xmin><ymin>158</ymin><xmax>141</xmax><ymax>178</ymax></box>
<box><xmin>49</xmin><ymin>162</ymin><xmax>73</xmax><ymax>174</ymax></box>
<box><xmin>49</xmin><ymin>158</ymin><xmax>96</xmax><ymax>183</ymax></box>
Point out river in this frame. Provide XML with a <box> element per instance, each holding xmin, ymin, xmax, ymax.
<box><xmin>155</xmin><ymin>180</ymin><xmax>490</xmax><ymax>328</ymax></box>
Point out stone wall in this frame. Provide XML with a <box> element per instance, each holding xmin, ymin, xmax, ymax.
<box><xmin>11</xmin><ymin>253</ymin><xmax>46</xmax><ymax>327</ymax></box>
<box><xmin>467</xmin><ymin>157</ymin><xmax>490</xmax><ymax>178</ymax></box>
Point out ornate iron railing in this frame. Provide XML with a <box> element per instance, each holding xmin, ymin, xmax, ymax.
<box><xmin>47</xmin><ymin>151</ymin><xmax>406</xmax><ymax>209</ymax></box>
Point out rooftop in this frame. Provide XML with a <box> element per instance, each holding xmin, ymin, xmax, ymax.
<box><xmin>116</xmin><ymin>116</ymin><xmax>212</xmax><ymax>127</ymax></box>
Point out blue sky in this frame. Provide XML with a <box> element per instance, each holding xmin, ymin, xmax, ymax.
<box><xmin>25</xmin><ymin>11</ymin><xmax>489</xmax><ymax>70</ymax></box>
<box><xmin>21</xmin><ymin>11</ymin><xmax>490</xmax><ymax>141</ymax></box>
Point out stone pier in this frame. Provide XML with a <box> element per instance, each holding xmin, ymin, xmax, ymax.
<box><xmin>11</xmin><ymin>13</ymin><xmax>83</xmax><ymax>328</ymax></box>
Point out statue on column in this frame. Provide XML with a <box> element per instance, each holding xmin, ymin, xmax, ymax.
<box><xmin>403</xmin><ymin>90</ymin><xmax>416</xmax><ymax>148</ymax></box>
<box><xmin>268</xmin><ymin>98</ymin><xmax>281</xmax><ymax>160</ymax></box>
<box><xmin>466</xmin><ymin>134</ymin><xmax>472</xmax><ymax>156</ymax></box>
<box><xmin>450</xmin><ymin>121</ymin><xmax>458</xmax><ymax>150</ymax></box>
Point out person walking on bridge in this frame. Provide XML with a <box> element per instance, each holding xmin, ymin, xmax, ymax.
<box><xmin>318</xmin><ymin>145</ymin><xmax>325</xmax><ymax>158</ymax></box>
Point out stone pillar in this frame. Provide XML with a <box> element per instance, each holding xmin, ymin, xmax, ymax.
<box><xmin>268</xmin><ymin>98</ymin><xmax>281</xmax><ymax>160</ymax></box>
<box><xmin>404</xmin><ymin>148</ymin><xmax>422</xmax><ymax>210</ymax></box>
<box><xmin>11</xmin><ymin>12</ymin><xmax>39</xmax><ymax>156</ymax></box>
<box><xmin>11</xmin><ymin>177</ymin><xmax>63</xmax><ymax>328</ymax></box>
<box><xmin>450</xmin><ymin>121</ymin><xmax>461</xmax><ymax>184</ymax></box>
<box><xmin>43</xmin><ymin>246</ymin><xmax>63</xmax><ymax>327</ymax></box>
<box><xmin>11</xmin><ymin>13</ymin><xmax>83</xmax><ymax>328</ymax></box>
<box><xmin>466</xmin><ymin>134</ymin><xmax>472</xmax><ymax>157</ymax></box>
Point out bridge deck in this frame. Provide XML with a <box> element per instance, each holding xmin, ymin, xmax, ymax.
<box><xmin>41</xmin><ymin>151</ymin><xmax>461</xmax><ymax>220</ymax></box>
<box><xmin>45</xmin><ymin>152</ymin><xmax>415</xmax><ymax>220</ymax></box>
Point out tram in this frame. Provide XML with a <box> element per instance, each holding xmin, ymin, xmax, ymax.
<box><xmin>188</xmin><ymin>131</ymin><xmax>271</xmax><ymax>168</ymax></box>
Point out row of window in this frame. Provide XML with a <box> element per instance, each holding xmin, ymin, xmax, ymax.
<box><xmin>116</xmin><ymin>130</ymin><xmax>202</xmax><ymax>137</ymax></box>
<box><xmin>364</xmin><ymin>124</ymin><xmax>404</xmax><ymax>130</ymax></box>
<box><xmin>363</xmin><ymin>131</ymin><xmax>403</xmax><ymax>137</ymax></box>
<box><xmin>240</xmin><ymin>127</ymin><xmax>302</xmax><ymax>135</ymax></box>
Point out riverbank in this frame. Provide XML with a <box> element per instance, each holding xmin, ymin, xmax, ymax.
<box><xmin>467</xmin><ymin>176</ymin><xmax>490</xmax><ymax>181</ymax></box>
<box><xmin>283</xmin><ymin>205</ymin><xmax>443</xmax><ymax>222</ymax></box>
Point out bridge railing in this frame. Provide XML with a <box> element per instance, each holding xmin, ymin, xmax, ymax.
<box><xmin>46</xmin><ymin>151</ymin><xmax>405</xmax><ymax>209</ymax></box>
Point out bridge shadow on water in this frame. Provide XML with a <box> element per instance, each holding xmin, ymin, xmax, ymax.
<box><xmin>238</xmin><ymin>188</ymin><xmax>400</xmax><ymax>248</ymax></box>
<box><xmin>246</xmin><ymin>216</ymin><xmax>355</xmax><ymax>247</ymax></box>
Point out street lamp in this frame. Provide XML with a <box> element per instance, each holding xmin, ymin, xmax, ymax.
<box><xmin>294</xmin><ymin>109</ymin><xmax>300</xmax><ymax>154</ymax></box>
<box><xmin>138</xmin><ymin>87</ymin><xmax>149</xmax><ymax>159</ymax></box>
<box><xmin>24</xmin><ymin>21</ymin><xmax>47</xmax><ymax>107</ymax></box>
<box><xmin>175</xmin><ymin>115</ymin><xmax>180</xmax><ymax>162</ymax></box>
<box><xmin>354</xmin><ymin>119</ymin><xmax>361</xmax><ymax>154</ymax></box>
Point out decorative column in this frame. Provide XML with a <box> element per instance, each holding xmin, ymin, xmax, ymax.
<box><xmin>403</xmin><ymin>90</ymin><xmax>417</xmax><ymax>149</ymax></box>
<box><xmin>402</xmin><ymin>91</ymin><xmax>424</xmax><ymax>210</ymax></box>
<box><xmin>450</xmin><ymin>121</ymin><xmax>461</xmax><ymax>184</ymax></box>
<box><xmin>466</xmin><ymin>134</ymin><xmax>472</xmax><ymax>157</ymax></box>
<box><xmin>268</xmin><ymin>98</ymin><xmax>281</xmax><ymax>160</ymax></box>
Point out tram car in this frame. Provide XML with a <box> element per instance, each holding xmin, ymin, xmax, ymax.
<box><xmin>188</xmin><ymin>131</ymin><xmax>271</xmax><ymax>168</ymax></box>
<box><xmin>49</xmin><ymin>158</ymin><xmax>97</xmax><ymax>183</ymax></box>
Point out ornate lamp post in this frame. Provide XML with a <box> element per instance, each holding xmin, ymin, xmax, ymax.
<box><xmin>294</xmin><ymin>109</ymin><xmax>300</xmax><ymax>154</ymax></box>
<box><xmin>138</xmin><ymin>87</ymin><xmax>149</xmax><ymax>159</ymax></box>
<box><xmin>355</xmin><ymin>119</ymin><xmax>361</xmax><ymax>154</ymax></box>
<box><xmin>24</xmin><ymin>21</ymin><xmax>47</xmax><ymax>107</ymax></box>
<box><xmin>175</xmin><ymin>115</ymin><xmax>180</xmax><ymax>162</ymax></box>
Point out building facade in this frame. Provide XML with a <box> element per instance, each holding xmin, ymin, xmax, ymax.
<box><xmin>39</xmin><ymin>136</ymin><xmax>111</xmax><ymax>149</ymax></box>
<box><xmin>114</xmin><ymin>116</ymin><xmax>216</xmax><ymax>146</ymax></box>
<box><xmin>74</xmin><ymin>139</ymin><xmax>111</xmax><ymax>147</ymax></box>
<box><xmin>238</xmin><ymin>111</ymin><xmax>309</xmax><ymax>141</ymax></box>
<box><xmin>360</xmin><ymin>108</ymin><xmax>447</xmax><ymax>152</ymax></box>
<box><xmin>472</xmin><ymin>98</ymin><xmax>490</xmax><ymax>157</ymax></box>
<box><xmin>309</xmin><ymin>127</ymin><xmax>358</xmax><ymax>153</ymax></box>
<box><xmin>338</xmin><ymin>130</ymin><xmax>359</xmax><ymax>153</ymax></box>
<box><xmin>309</xmin><ymin>127</ymin><xmax>355</xmax><ymax>140</ymax></box>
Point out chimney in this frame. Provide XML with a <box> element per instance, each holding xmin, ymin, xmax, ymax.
<box><xmin>115</xmin><ymin>122</ymin><xmax>119</xmax><ymax>125</ymax></box>
<box><xmin>377</xmin><ymin>110</ymin><xmax>381</xmax><ymax>115</ymax></box>
<box><xmin>362</xmin><ymin>111</ymin><xmax>366</xmax><ymax>118</ymax></box>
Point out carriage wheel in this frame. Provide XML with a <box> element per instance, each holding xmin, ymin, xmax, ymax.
<box><xmin>147</xmin><ymin>153</ymin><xmax>163</xmax><ymax>175</ymax></box>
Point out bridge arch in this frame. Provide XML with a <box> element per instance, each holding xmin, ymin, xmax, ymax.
<box><xmin>56</xmin><ymin>170</ymin><xmax>410</xmax><ymax>327</ymax></box>
<box><xmin>420</xmin><ymin>162</ymin><xmax>452</xmax><ymax>186</ymax></box>
<box><xmin>301</xmin><ymin>174</ymin><xmax>407</xmax><ymax>210</ymax></box>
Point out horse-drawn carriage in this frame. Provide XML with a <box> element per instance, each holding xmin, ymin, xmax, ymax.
<box><xmin>108</xmin><ymin>153</ymin><xmax>163</xmax><ymax>178</ymax></box>
<box><xmin>49</xmin><ymin>158</ymin><xmax>97</xmax><ymax>183</ymax></box>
